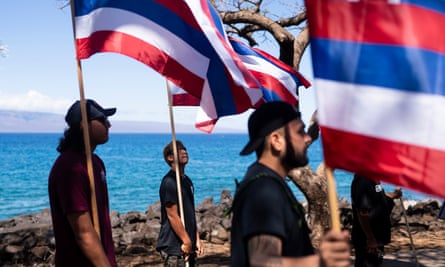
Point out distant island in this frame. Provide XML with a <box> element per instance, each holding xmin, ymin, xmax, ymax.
<box><xmin>0</xmin><ymin>110</ymin><xmax>244</xmax><ymax>133</ymax></box>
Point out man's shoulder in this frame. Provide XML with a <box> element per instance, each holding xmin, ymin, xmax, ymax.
<box><xmin>245</xmin><ymin>162</ymin><xmax>281</xmax><ymax>179</ymax></box>
<box><xmin>160</xmin><ymin>171</ymin><xmax>176</xmax><ymax>185</ymax></box>
<box><xmin>51</xmin><ymin>150</ymin><xmax>85</xmax><ymax>171</ymax></box>
<box><xmin>237</xmin><ymin>167</ymin><xmax>286</xmax><ymax>200</ymax></box>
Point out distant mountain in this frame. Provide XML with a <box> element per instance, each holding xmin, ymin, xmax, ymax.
<box><xmin>0</xmin><ymin>110</ymin><xmax>65</xmax><ymax>133</ymax></box>
<box><xmin>0</xmin><ymin>110</ymin><xmax>243</xmax><ymax>133</ymax></box>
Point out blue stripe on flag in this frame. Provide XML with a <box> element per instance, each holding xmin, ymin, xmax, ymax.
<box><xmin>207</xmin><ymin>58</ymin><xmax>238</xmax><ymax>115</ymax></box>
<box><xmin>209</xmin><ymin>2</ymin><xmax>226</xmax><ymax>36</ymax></box>
<box><xmin>230</xmin><ymin>40</ymin><xmax>303</xmax><ymax>89</ymax></box>
<box><xmin>401</xmin><ymin>0</ymin><xmax>445</xmax><ymax>15</ymax></box>
<box><xmin>311</xmin><ymin>38</ymin><xmax>445</xmax><ymax>96</ymax></box>
<box><xmin>232</xmin><ymin>41</ymin><xmax>258</xmax><ymax>57</ymax></box>
<box><xmin>76</xmin><ymin>0</ymin><xmax>241</xmax><ymax>116</ymax></box>
<box><xmin>75</xmin><ymin>1</ymin><xmax>212</xmax><ymax>57</ymax></box>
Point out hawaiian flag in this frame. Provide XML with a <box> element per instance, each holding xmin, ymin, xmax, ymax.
<box><xmin>72</xmin><ymin>0</ymin><xmax>263</xmax><ymax>132</ymax></box>
<box><xmin>229</xmin><ymin>37</ymin><xmax>311</xmax><ymax>106</ymax></box>
<box><xmin>306</xmin><ymin>0</ymin><xmax>445</xmax><ymax>198</ymax></box>
<box><xmin>170</xmin><ymin>38</ymin><xmax>311</xmax><ymax>131</ymax></box>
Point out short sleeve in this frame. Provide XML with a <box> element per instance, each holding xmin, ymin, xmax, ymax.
<box><xmin>160</xmin><ymin>176</ymin><xmax>178</xmax><ymax>206</ymax></box>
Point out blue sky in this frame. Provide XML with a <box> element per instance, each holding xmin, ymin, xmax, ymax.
<box><xmin>0</xmin><ymin>1</ymin><xmax>316</xmax><ymax>132</ymax></box>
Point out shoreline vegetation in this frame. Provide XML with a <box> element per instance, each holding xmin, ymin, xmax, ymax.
<box><xmin>0</xmin><ymin>191</ymin><xmax>444</xmax><ymax>266</ymax></box>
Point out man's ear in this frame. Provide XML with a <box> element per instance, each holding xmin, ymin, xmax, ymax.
<box><xmin>166</xmin><ymin>154</ymin><xmax>174</xmax><ymax>165</ymax></box>
<box><xmin>269</xmin><ymin>129</ymin><xmax>284</xmax><ymax>153</ymax></box>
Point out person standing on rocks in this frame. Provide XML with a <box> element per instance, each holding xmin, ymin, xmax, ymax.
<box><xmin>351</xmin><ymin>174</ymin><xmax>402</xmax><ymax>267</ymax></box>
<box><xmin>231</xmin><ymin>101</ymin><xmax>351</xmax><ymax>267</ymax></box>
<box><xmin>439</xmin><ymin>200</ymin><xmax>445</xmax><ymax>219</ymax></box>
<box><xmin>48</xmin><ymin>99</ymin><xmax>117</xmax><ymax>267</ymax></box>
<box><xmin>156</xmin><ymin>140</ymin><xmax>204</xmax><ymax>267</ymax></box>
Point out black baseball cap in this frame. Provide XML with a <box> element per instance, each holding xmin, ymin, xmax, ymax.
<box><xmin>65</xmin><ymin>99</ymin><xmax>116</xmax><ymax>127</ymax></box>
<box><xmin>240</xmin><ymin>101</ymin><xmax>301</xmax><ymax>155</ymax></box>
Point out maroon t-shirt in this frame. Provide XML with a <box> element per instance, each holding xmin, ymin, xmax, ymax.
<box><xmin>48</xmin><ymin>149</ymin><xmax>116</xmax><ymax>267</ymax></box>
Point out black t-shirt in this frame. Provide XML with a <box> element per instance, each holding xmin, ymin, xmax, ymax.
<box><xmin>156</xmin><ymin>170</ymin><xmax>197</xmax><ymax>255</ymax></box>
<box><xmin>351</xmin><ymin>175</ymin><xmax>392</xmax><ymax>246</ymax></box>
<box><xmin>230</xmin><ymin>163</ymin><xmax>314</xmax><ymax>267</ymax></box>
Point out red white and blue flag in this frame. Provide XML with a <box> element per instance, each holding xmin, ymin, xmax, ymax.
<box><xmin>170</xmin><ymin>83</ymin><xmax>201</xmax><ymax>107</ymax></box>
<box><xmin>170</xmin><ymin>38</ymin><xmax>311</xmax><ymax>131</ymax></box>
<box><xmin>73</xmin><ymin>0</ymin><xmax>263</xmax><ymax>132</ymax></box>
<box><xmin>229</xmin><ymin>37</ymin><xmax>310</xmax><ymax>106</ymax></box>
<box><xmin>306</xmin><ymin>0</ymin><xmax>445</xmax><ymax>198</ymax></box>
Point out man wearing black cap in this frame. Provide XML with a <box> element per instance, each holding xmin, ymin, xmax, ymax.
<box><xmin>231</xmin><ymin>101</ymin><xmax>351</xmax><ymax>267</ymax></box>
<box><xmin>48</xmin><ymin>99</ymin><xmax>117</xmax><ymax>267</ymax></box>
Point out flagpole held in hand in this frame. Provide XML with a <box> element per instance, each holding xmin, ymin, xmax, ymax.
<box><xmin>166</xmin><ymin>80</ymin><xmax>190</xmax><ymax>267</ymax></box>
<box><xmin>69</xmin><ymin>0</ymin><xmax>100</xmax><ymax>237</ymax></box>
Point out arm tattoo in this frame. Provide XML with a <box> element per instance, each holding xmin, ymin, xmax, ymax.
<box><xmin>248</xmin><ymin>234</ymin><xmax>283</xmax><ymax>267</ymax></box>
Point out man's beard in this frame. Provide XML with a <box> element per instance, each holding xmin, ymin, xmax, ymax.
<box><xmin>281</xmin><ymin>125</ymin><xmax>308</xmax><ymax>170</ymax></box>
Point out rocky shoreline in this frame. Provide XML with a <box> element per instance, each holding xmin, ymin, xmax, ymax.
<box><xmin>0</xmin><ymin>190</ymin><xmax>444</xmax><ymax>266</ymax></box>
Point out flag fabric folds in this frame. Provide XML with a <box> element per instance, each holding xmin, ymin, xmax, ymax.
<box><xmin>229</xmin><ymin>37</ymin><xmax>310</xmax><ymax>106</ymax></box>
<box><xmin>73</xmin><ymin>0</ymin><xmax>263</xmax><ymax>132</ymax></box>
<box><xmin>306</xmin><ymin>0</ymin><xmax>445</xmax><ymax>198</ymax></box>
<box><xmin>170</xmin><ymin>38</ymin><xmax>311</xmax><ymax>131</ymax></box>
<box><xmin>169</xmin><ymin>81</ymin><xmax>200</xmax><ymax>106</ymax></box>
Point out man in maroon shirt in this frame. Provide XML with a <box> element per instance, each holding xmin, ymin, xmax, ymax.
<box><xmin>48</xmin><ymin>99</ymin><xmax>117</xmax><ymax>267</ymax></box>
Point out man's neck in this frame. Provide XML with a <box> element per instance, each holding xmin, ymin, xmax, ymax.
<box><xmin>171</xmin><ymin>165</ymin><xmax>185</xmax><ymax>176</ymax></box>
<box><xmin>258</xmin><ymin>157</ymin><xmax>287</xmax><ymax>179</ymax></box>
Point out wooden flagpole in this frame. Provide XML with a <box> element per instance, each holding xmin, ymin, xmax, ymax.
<box><xmin>325</xmin><ymin>167</ymin><xmax>341</xmax><ymax>231</ymax></box>
<box><xmin>69</xmin><ymin>1</ymin><xmax>101</xmax><ymax>237</ymax></box>
<box><xmin>166</xmin><ymin>80</ymin><xmax>189</xmax><ymax>266</ymax></box>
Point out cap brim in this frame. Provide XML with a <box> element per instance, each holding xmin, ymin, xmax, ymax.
<box><xmin>104</xmin><ymin>108</ymin><xmax>117</xmax><ymax>117</ymax></box>
<box><xmin>240</xmin><ymin>137</ymin><xmax>264</xmax><ymax>156</ymax></box>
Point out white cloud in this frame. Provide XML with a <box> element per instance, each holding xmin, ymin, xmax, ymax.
<box><xmin>0</xmin><ymin>90</ymin><xmax>72</xmax><ymax>114</ymax></box>
<box><xmin>0</xmin><ymin>43</ymin><xmax>7</xmax><ymax>57</ymax></box>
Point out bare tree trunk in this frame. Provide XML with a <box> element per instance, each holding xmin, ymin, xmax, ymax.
<box><xmin>293</xmin><ymin>25</ymin><xmax>309</xmax><ymax>70</ymax></box>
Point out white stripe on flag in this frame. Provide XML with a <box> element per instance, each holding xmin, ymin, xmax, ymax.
<box><xmin>75</xmin><ymin>7</ymin><xmax>209</xmax><ymax>78</ymax></box>
<box><xmin>237</xmin><ymin>54</ymin><xmax>299</xmax><ymax>90</ymax></box>
<box><xmin>316</xmin><ymin>79</ymin><xmax>445</xmax><ymax>150</ymax></box>
<box><xmin>186</xmin><ymin>0</ymin><xmax>262</xmax><ymax>104</ymax></box>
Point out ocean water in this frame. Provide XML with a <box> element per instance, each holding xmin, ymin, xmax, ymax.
<box><xmin>0</xmin><ymin>133</ymin><xmax>434</xmax><ymax>220</ymax></box>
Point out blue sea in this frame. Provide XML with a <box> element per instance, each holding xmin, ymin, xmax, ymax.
<box><xmin>0</xmin><ymin>133</ymin><xmax>435</xmax><ymax>221</ymax></box>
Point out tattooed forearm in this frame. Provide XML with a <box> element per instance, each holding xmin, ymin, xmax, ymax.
<box><xmin>248</xmin><ymin>234</ymin><xmax>283</xmax><ymax>267</ymax></box>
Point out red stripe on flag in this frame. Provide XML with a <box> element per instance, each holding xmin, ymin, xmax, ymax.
<box><xmin>250</xmin><ymin>70</ymin><xmax>298</xmax><ymax>106</ymax></box>
<box><xmin>219</xmin><ymin>65</ymin><xmax>258</xmax><ymax>114</ymax></box>
<box><xmin>199</xmin><ymin>0</ymin><xmax>260</xmax><ymax>91</ymax></box>
<box><xmin>76</xmin><ymin>31</ymin><xmax>204</xmax><ymax>99</ymax></box>
<box><xmin>172</xmin><ymin>94</ymin><xmax>200</xmax><ymax>106</ymax></box>
<box><xmin>195</xmin><ymin>118</ymin><xmax>217</xmax><ymax>134</ymax></box>
<box><xmin>253</xmin><ymin>48</ymin><xmax>311</xmax><ymax>88</ymax></box>
<box><xmin>307</xmin><ymin>0</ymin><xmax>445</xmax><ymax>53</ymax></box>
<box><xmin>321</xmin><ymin>126</ymin><xmax>445</xmax><ymax>198</ymax></box>
<box><xmin>156</xmin><ymin>0</ymin><xmax>201</xmax><ymax>31</ymax></box>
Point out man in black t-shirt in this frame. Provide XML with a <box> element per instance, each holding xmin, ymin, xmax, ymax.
<box><xmin>231</xmin><ymin>102</ymin><xmax>351</xmax><ymax>267</ymax></box>
<box><xmin>351</xmin><ymin>174</ymin><xmax>402</xmax><ymax>267</ymax></box>
<box><xmin>156</xmin><ymin>141</ymin><xmax>203</xmax><ymax>267</ymax></box>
